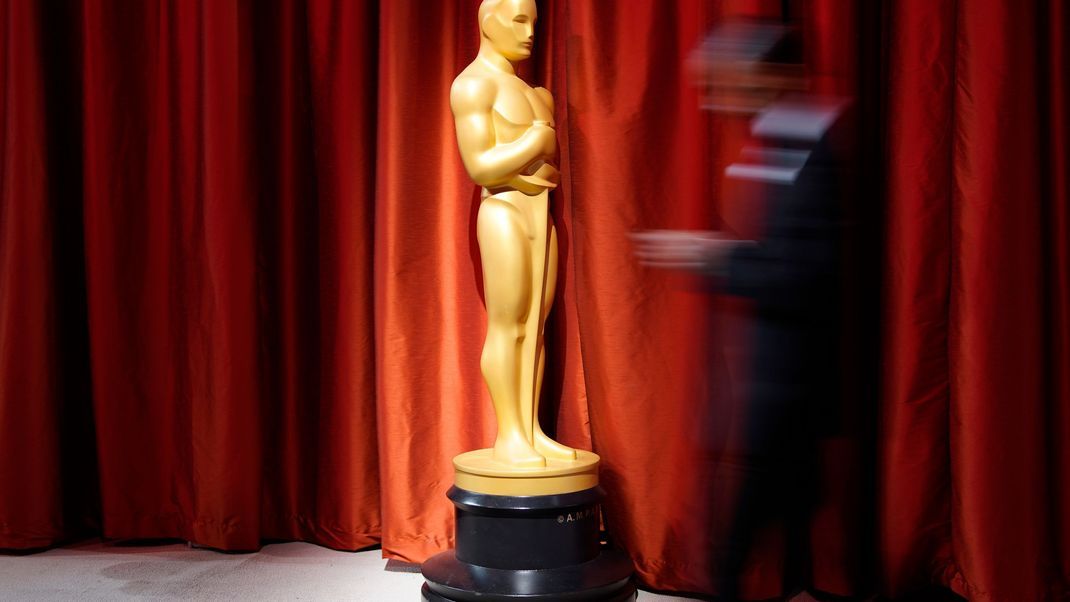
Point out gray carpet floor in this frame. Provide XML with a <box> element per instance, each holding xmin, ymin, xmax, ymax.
<box><xmin>0</xmin><ymin>540</ymin><xmax>702</xmax><ymax>601</ymax></box>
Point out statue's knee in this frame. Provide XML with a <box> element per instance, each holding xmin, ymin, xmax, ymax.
<box><xmin>482</xmin><ymin>322</ymin><xmax>525</xmax><ymax>358</ymax></box>
<box><xmin>480</xmin><ymin>326</ymin><xmax>524</xmax><ymax>380</ymax></box>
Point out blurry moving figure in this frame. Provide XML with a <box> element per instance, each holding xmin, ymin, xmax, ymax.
<box><xmin>632</xmin><ymin>19</ymin><xmax>852</xmax><ymax>601</ymax></box>
<box><xmin>690</xmin><ymin>20</ymin><xmax>808</xmax><ymax>115</ymax></box>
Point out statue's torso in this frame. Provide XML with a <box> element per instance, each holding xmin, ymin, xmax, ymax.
<box><xmin>455</xmin><ymin>61</ymin><xmax>559</xmax><ymax>200</ymax></box>
<box><xmin>489</xmin><ymin>75</ymin><xmax>554</xmax><ymax>145</ymax></box>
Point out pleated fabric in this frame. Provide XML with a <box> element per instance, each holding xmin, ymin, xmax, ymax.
<box><xmin>1</xmin><ymin>2</ymin><xmax>1067</xmax><ymax>600</ymax></box>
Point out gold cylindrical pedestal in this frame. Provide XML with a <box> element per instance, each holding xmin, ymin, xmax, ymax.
<box><xmin>452</xmin><ymin>448</ymin><xmax>600</xmax><ymax>496</ymax></box>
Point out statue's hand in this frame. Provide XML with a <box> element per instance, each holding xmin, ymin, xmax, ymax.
<box><xmin>520</xmin><ymin>161</ymin><xmax>559</xmax><ymax>188</ymax></box>
<box><xmin>525</xmin><ymin>160</ymin><xmax>558</xmax><ymax>178</ymax></box>
<box><xmin>528</xmin><ymin>121</ymin><xmax>557</xmax><ymax>158</ymax></box>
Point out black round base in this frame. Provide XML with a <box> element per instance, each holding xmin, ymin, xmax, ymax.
<box><xmin>420</xmin><ymin>486</ymin><xmax>635</xmax><ymax>601</ymax></box>
<box><xmin>421</xmin><ymin>549</ymin><xmax>636</xmax><ymax>601</ymax></box>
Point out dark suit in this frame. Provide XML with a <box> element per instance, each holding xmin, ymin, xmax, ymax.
<box><xmin>715</xmin><ymin>96</ymin><xmax>849</xmax><ymax>600</ymax></box>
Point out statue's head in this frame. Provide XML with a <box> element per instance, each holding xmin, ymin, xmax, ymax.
<box><xmin>479</xmin><ymin>0</ymin><xmax>537</xmax><ymax>62</ymax></box>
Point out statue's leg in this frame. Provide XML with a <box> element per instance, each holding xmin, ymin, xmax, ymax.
<box><xmin>517</xmin><ymin>202</ymin><xmax>544</xmax><ymax>445</ymax></box>
<box><xmin>532</xmin><ymin>221</ymin><xmax>577</xmax><ymax>460</ymax></box>
<box><xmin>477</xmin><ymin>197</ymin><xmax>545</xmax><ymax>468</ymax></box>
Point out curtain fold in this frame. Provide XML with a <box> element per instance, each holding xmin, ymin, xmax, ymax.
<box><xmin>1</xmin><ymin>0</ymin><xmax>68</xmax><ymax>549</ymax></box>
<box><xmin>372</xmin><ymin>0</ymin><xmax>489</xmax><ymax>561</ymax></box>
<box><xmin>880</xmin><ymin>0</ymin><xmax>957</xmax><ymax>593</ymax></box>
<box><xmin>0</xmin><ymin>0</ymin><xmax>98</xmax><ymax>549</ymax></box>
<box><xmin>1</xmin><ymin>1</ymin><xmax>1068</xmax><ymax>600</ymax></box>
<box><xmin>560</xmin><ymin>0</ymin><xmax>722</xmax><ymax>593</ymax></box>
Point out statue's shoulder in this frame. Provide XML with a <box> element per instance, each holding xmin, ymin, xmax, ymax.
<box><xmin>533</xmin><ymin>86</ymin><xmax>553</xmax><ymax>111</ymax></box>
<box><xmin>451</xmin><ymin>64</ymin><xmax>498</xmax><ymax>111</ymax></box>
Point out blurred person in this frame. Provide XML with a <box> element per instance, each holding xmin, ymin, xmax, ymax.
<box><xmin>632</xmin><ymin>19</ymin><xmax>852</xmax><ymax>601</ymax></box>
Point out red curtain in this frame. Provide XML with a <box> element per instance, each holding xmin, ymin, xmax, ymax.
<box><xmin>1</xmin><ymin>1</ymin><xmax>1068</xmax><ymax>600</ymax></box>
<box><xmin>3</xmin><ymin>0</ymin><xmax>383</xmax><ymax>551</ymax></box>
<box><xmin>881</xmin><ymin>2</ymin><xmax>1070</xmax><ymax>601</ymax></box>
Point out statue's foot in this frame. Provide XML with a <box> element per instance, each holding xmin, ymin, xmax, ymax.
<box><xmin>492</xmin><ymin>436</ymin><xmax>546</xmax><ymax>468</ymax></box>
<box><xmin>533</xmin><ymin>429</ymin><xmax>578</xmax><ymax>461</ymax></box>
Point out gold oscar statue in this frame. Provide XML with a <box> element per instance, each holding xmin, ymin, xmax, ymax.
<box><xmin>423</xmin><ymin>5</ymin><xmax>633</xmax><ymax>597</ymax></box>
<box><xmin>449</xmin><ymin>0</ymin><xmax>598</xmax><ymax>496</ymax></box>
